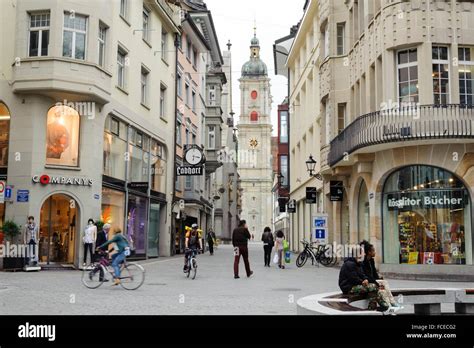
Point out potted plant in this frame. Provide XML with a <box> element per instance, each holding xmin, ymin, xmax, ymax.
<box><xmin>95</xmin><ymin>220</ymin><xmax>105</xmax><ymax>232</ymax></box>
<box><xmin>2</xmin><ymin>220</ymin><xmax>23</xmax><ymax>271</ymax></box>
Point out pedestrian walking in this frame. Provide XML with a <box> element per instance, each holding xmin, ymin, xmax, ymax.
<box><xmin>232</xmin><ymin>220</ymin><xmax>253</xmax><ymax>279</ymax></box>
<box><xmin>274</xmin><ymin>230</ymin><xmax>285</xmax><ymax>269</ymax></box>
<box><xmin>207</xmin><ymin>228</ymin><xmax>216</xmax><ymax>255</ymax></box>
<box><xmin>261</xmin><ymin>227</ymin><xmax>274</xmax><ymax>267</ymax></box>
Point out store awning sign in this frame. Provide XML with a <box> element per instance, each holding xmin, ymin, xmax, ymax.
<box><xmin>330</xmin><ymin>181</ymin><xmax>344</xmax><ymax>202</ymax></box>
<box><xmin>386</xmin><ymin>190</ymin><xmax>465</xmax><ymax>211</ymax></box>
<box><xmin>306</xmin><ymin>187</ymin><xmax>317</xmax><ymax>204</ymax></box>
<box><xmin>287</xmin><ymin>199</ymin><xmax>296</xmax><ymax>213</ymax></box>
<box><xmin>177</xmin><ymin>166</ymin><xmax>204</xmax><ymax>176</ymax></box>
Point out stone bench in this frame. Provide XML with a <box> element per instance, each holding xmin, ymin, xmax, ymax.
<box><xmin>297</xmin><ymin>288</ymin><xmax>474</xmax><ymax>315</ymax></box>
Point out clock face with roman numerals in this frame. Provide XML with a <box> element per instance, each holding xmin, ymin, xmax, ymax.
<box><xmin>249</xmin><ymin>138</ymin><xmax>258</xmax><ymax>149</ymax></box>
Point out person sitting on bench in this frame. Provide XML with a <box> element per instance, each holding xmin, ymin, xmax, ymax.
<box><xmin>338</xmin><ymin>247</ymin><xmax>390</xmax><ymax>312</ymax></box>
<box><xmin>360</xmin><ymin>240</ymin><xmax>401</xmax><ymax>309</ymax></box>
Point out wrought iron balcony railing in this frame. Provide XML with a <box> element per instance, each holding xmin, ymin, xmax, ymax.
<box><xmin>328</xmin><ymin>104</ymin><xmax>474</xmax><ymax>167</ymax></box>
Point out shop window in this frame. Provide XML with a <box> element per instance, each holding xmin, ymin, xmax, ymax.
<box><xmin>101</xmin><ymin>187</ymin><xmax>125</xmax><ymax>233</ymax></box>
<box><xmin>383</xmin><ymin>166</ymin><xmax>471</xmax><ymax>265</ymax></box>
<box><xmin>127</xmin><ymin>194</ymin><xmax>148</xmax><ymax>254</ymax></box>
<box><xmin>46</xmin><ymin>105</ymin><xmax>80</xmax><ymax>167</ymax></box>
<box><xmin>103</xmin><ymin>116</ymin><xmax>127</xmax><ymax>180</ymax></box>
<box><xmin>0</xmin><ymin>102</ymin><xmax>10</xmax><ymax>167</ymax></box>
<box><xmin>151</xmin><ymin>140</ymin><xmax>166</xmax><ymax>193</ymax></box>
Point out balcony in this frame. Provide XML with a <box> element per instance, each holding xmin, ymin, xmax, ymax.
<box><xmin>12</xmin><ymin>57</ymin><xmax>112</xmax><ymax>104</ymax></box>
<box><xmin>329</xmin><ymin>105</ymin><xmax>474</xmax><ymax>167</ymax></box>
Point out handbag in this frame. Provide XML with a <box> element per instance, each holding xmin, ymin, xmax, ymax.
<box><xmin>273</xmin><ymin>253</ymin><xmax>279</xmax><ymax>264</ymax></box>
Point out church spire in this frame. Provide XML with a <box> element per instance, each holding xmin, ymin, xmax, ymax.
<box><xmin>250</xmin><ymin>26</ymin><xmax>260</xmax><ymax>58</ymax></box>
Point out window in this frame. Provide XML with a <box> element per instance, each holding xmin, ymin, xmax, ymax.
<box><xmin>176</xmin><ymin>119</ymin><xmax>182</xmax><ymax>145</ymax></box>
<box><xmin>63</xmin><ymin>12</ymin><xmax>87</xmax><ymax>60</ymax></box>
<box><xmin>192</xmin><ymin>90</ymin><xmax>196</xmax><ymax>112</ymax></box>
<box><xmin>280</xmin><ymin>155</ymin><xmax>289</xmax><ymax>187</ymax></box>
<box><xmin>280</xmin><ymin>110</ymin><xmax>288</xmax><ymax>143</ymax></box>
<box><xmin>98</xmin><ymin>24</ymin><xmax>107</xmax><ymax>67</ymax></box>
<box><xmin>103</xmin><ymin>116</ymin><xmax>127</xmax><ymax>180</ymax></box>
<box><xmin>142</xmin><ymin>7</ymin><xmax>150</xmax><ymax>42</ymax></box>
<box><xmin>193</xmin><ymin>49</ymin><xmax>198</xmax><ymax>68</ymax></box>
<box><xmin>187</xmin><ymin>39</ymin><xmax>192</xmax><ymax>60</ymax></box>
<box><xmin>337</xmin><ymin>104</ymin><xmax>346</xmax><ymax>134</ymax></box>
<box><xmin>185</xmin><ymin>83</ymin><xmax>190</xmax><ymax>105</ymax></box>
<box><xmin>177</xmin><ymin>73</ymin><xmax>182</xmax><ymax>97</ymax></box>
<box><xmin>120</xmin><ymin>0</ymin><xmax>128</xmax><ymax>19</ymax></box>
<box><xmin>337</xmin><ymin>23</ymin><xmax>345</xmax><ymax>55</ymax></box>
<box><xmin>432</xmin><ymin>46</ymin><xmax>450</xmax><ymax>105</ymax></box>
<box><xmin>29</xmin><ymin>12</ymin><xmax>50</xmax><ymax>57</ymax></box>
<box><xmin>397</xmin><ymin>48</ymin><xmax>419</xmax><ymax>104</ymax></box>
<box><xmin>250</xmin><ymin>111</ymin><xmax>258</xmax><ymax>122</ymax></box>
<box><xmin>0</xmin><ymin>103</ymin><xmax>11</xmax><ymax>167</ymax></box>
<box><xmin>208</xmin><ymin>126</ymin><xmax>216</xmax><ymax>149</ymax></box>
<box><xmin>141</xmin><ymin>67</ymin><xmax>149</xmax><ymax>105</ymax></box>
<box><xmin>46</xmin><ymin>105</ymin><xmax>80</xmax><ymax>167</ymax></box>
<box><xmin>459</xmin><ymin>47</ymin><xmax>474</xmax><ymax>105</ymax></box>
<box><xmin>324</xmin><ymin>24</ymin><xmax>330</xmax><ymax>58</ymax></box>
<box><xmin>161</xmin><ymin>28</ymin><xmax>168</xmax><ymax>60</ymax></box>
<box><xmin>117</xmin><ymin>47</ymin><xmax>127</xmax><ymax>89</ymax></box>
<box><xmin>160</xmin><ymin>85</ymin><xmax>166</xmax><ymax>118</ymax></box>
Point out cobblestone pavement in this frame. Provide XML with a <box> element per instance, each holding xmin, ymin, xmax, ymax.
<box><xmin>1</xmin><ymin>243</ymin><xmax>473</xmax><ymax>315</ymax></box>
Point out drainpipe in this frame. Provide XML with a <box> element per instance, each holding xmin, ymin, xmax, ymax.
<box><xmin>170</xmin><ymin>32</ymin><xmax>180</xmax><ymax>256</ymax></box>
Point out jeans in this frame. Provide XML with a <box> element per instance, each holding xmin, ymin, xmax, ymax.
<box><xmin>234</xmin><ymin>245</ymin><xmax>251</xmax><ymax>277</ymax></box>
<box><xmin>263</xmin><ymin>245</ymin><xmax>273</xmax><ymax>266</ymax></box>
<box><xmin>111</xmin><ymin>252</ymin><xmax>126</xmax><ymax>279</ymax></box>
<box><xmin>83</xmin><ymin>243</ymin><xmax>93</xmax><ymax>264</ymax></box>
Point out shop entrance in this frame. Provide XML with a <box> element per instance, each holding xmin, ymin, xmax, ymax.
<box><xmin>39</xmin><ymin>194</ymin><xmax>78</xmax><ymax>264</ymax></box>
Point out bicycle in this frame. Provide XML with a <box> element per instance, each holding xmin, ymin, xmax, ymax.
<box><xmin>82</xmin><ymin>250</ymin><xmax>145</xmax><ymax>290</ymax></box>
<box><xmin>296</xmin><ymin>240</ymin><xmax>336</xmax><ymax>268</ymax></box>
<box><xmin>185</xmin><ymin>248</ymin><xmax>199</xmax><ymax>280</ymax></box>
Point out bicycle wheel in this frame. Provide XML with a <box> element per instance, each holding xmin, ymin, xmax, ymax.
<box><xmin>82</xmin><ymin>264</ymin><xmax>106</xmax><ymax>289</ymax></box>
<box><xmin>296</xmin><ymin>251</ymin><xmax>308</xmax><ymax>268</ymax></box>
<box><xmin>120</xmin><ymin>263</ymin><xmax>145</xmax><ymax>290</ymax></box>
<box><xmin>191</xmin><ymin>258</ymin><xmax>197</xmax><ymax>280</ymax></box>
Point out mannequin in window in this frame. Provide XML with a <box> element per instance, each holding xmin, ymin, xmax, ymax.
<box><xmin>24</xmin><ymin>216</ymin><xmax>39</xmax><ymax>266</ymax></box>
<box><xmin>83</xmin><ymin>219</ymin><xmax>97</xmax><ymax>266</ymax></box>
<box><xmin>46</xmin><ymin>108</ymin><xmax>70</xmax><ymax>159</ymax></box>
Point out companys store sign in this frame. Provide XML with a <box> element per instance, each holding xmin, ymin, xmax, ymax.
<box><xmin>32</xmin><ymin>175</ymin><xmax>93</xmax><ymax>186</ymax></box>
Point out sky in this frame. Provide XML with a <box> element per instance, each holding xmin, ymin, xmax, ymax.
<box><xmin>204</xmin><ymin>0</ymin><xmax>305</xmax><ymax>134</ymax></box>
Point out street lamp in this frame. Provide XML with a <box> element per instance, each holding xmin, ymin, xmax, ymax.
<box><xmin>306</xmin><ymin>155</ymin><xmax>323</xmax><ymax>181</ymax></box>
<box><xmin>277</xmin><ymin>173</ymin><xmax>285</xmax><ymax>187</ymax></box>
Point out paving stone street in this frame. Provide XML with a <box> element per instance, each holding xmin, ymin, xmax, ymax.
<box><xmin>1</xmin><ymin>243</ymin><xmax>473</xmax><ymax>315</ymax></box>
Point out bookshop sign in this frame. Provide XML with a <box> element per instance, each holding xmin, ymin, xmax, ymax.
<box><xmin>387</xmin><ymin>190</ymin><xmax>465</xmax><ymax>211</ymax></box>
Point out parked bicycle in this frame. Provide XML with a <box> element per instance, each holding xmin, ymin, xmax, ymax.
<box><xmin>82</xmin><ymin>250</ymin><xmax>145</xmax><ymax>290</ymax></box>
<box><xmin>296</xmin><ymin>240</ymin><xmax>336</xmax><ymax>268</ymax></box>
<box><xmin>185</xmin><ymin>248</ymin><xmax>198</xmax><ymax>280</ymax></box>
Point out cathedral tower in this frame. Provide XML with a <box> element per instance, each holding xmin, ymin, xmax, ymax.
<box><xmin>238</xmin><ymin>29</ymin><xmax>273</xmax><ymax>236</ymax></box>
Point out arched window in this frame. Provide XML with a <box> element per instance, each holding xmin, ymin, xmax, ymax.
<box><xmin>0</xmin><ymin>102</ymin><xmax>11</xmax><ymax>167</ymax></box>
<box><xmin>382</xmin><ymin>165</ymin><xmax>472</xmax><ymax>265</ymax></box>
<box><xmin>46</xmin><ymin>105</ymin><xmax>80</xmax><ymax>167</ymax></box>
<box><xmin>250</xmin><ymin>111</ymin><xmax>258</xmax><ymax>122</ymax></box>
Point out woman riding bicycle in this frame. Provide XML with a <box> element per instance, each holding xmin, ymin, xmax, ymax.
<box><xmin>96</xmin><ymin>228</ymin><xmax>130</xmax><ymax>286</ymax></box>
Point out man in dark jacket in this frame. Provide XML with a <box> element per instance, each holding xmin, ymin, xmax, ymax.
<box><xmin>232</xmin><ymin>220</ymin><xmax>253</xmax><ymax>279</ymax></box>
<box><xmin>338</xmin><ymin>253</ymin><xmax>389</xmax><ymax>311</ymax></box>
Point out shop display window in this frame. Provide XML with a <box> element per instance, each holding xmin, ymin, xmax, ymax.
<box><xmin>46</xmin><ymin>105</ymin><xmax>80</xmax><ymax>167</ymax></box>
<box><xmin>127</xmin><ymin>194</ymin><xmax>148</xmax><ymax>255</ymax></box>
<box><xmin>383</xmin><ymin>166</ymin><xmax>472</xmax><ymax>265</ymax></box>
<box><xmin>101</xmin><ymin>188</ymin><xmax>125</xmax><ymax>233</ymax></box>
<box><xmin>0</xmin><ymin>102</ymin><xmax>10</xmax><ymax>167</ymax></box>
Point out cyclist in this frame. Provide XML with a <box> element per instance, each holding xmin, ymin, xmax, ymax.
<box><xmin>96</xmin><ymin>228</ymin><xmax>130</xmax><ymax>286</ymax></box>
<box><xmin>183</xmin><ymin>224</ymin><xmax>203</xmax><ymax>272</ymax></box>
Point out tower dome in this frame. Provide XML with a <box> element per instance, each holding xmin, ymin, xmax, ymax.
<box><xmin>241</xmin><ymin>30</ymin><xmax>268</xmax><ymax>77</ymax></box>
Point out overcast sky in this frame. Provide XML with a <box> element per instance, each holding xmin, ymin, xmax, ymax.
<box><xmin>204</xmin><ymin>0</ymin><xmax>305</xmax><ymax>133</ymax></box>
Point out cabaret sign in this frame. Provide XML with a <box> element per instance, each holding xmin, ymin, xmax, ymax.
<box><xmin>32</xmin><ymin>174</ymin><xmax>93</xmax><ymax>187</ymax></box>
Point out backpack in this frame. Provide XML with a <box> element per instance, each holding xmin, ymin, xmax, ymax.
<box><xmin>189</xmin><ymin>232</ymin><xmax>199</xmax><ymax>247</ymax></box>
